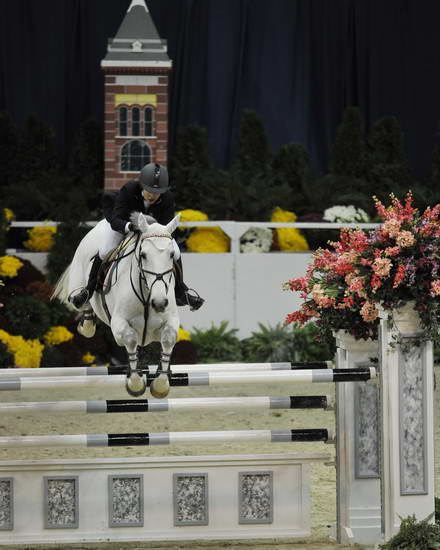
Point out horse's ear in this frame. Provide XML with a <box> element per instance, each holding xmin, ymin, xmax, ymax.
<box><xmin>137</xmin><ymin>213</ymin><xmax>150</xmax><ymax>234</ymax></box>
<box><xmin>166</xmin><ymin>214</ymin><xmax>180</xmax><ymax>235</ymax></box>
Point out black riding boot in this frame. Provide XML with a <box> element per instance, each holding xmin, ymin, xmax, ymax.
<box><xmin>174</xmin><ymin>257</ymin><xmax>205</xmax><ymax>311</ymax></box>
<box><xmin>70</xmin><ymin>255</ymin><xmax>103</xmax><ymax>309</ymax></box>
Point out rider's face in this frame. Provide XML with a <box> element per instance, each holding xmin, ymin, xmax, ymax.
<box><xmin>142</xmin><ymin>190</ymin><xmax>160</xmax><ymax>204</ymax></box>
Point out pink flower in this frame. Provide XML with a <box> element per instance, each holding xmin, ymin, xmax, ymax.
<box><xmin>430</xmin><ymin>280</ymin><xmax>440</xmax><ymax>297</ymax></box>
<box><xmin>393</xmin><ymin>264</ymin><xmax>406</xmax><ymax>289</ymax></box>
<box><xmin>372</xmin><ymin>257</ymin><xmax>392</xmax><ymax>278</ymax></box>
<box><xmin>360</xmin><ymin>301</ymin><xmax>379</xmax><ymax>322</ymax></box>
<box><xmin>396</xmin><ymin>230</ymin><xmax>415</xmax><ymax>248</ymax></box>
<box><xmin>382</xmin><ymin>218</ymin><xmax>401</xmax><ymax>238</ymax></box>
<box><xmin>384</xmin><ymin>246</ymin><xmax>401</xmax><ymax>257</ymax></box>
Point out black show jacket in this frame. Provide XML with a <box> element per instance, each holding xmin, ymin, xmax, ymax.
<box><xmin>104</xmin><ymin>180</ymin><xmax>176</xmax><ymax>234</ymax></box>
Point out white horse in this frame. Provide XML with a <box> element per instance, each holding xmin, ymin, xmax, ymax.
<box><xmin>52</xmin><ymin>212</ymin><xmax>180</xmax><ymax>398</ymax></box>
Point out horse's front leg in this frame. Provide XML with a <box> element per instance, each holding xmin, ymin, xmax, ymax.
<box><xmin>111</xmin><ymin>316</ymin><xmax>147</xmax><ymax>397</ymax></box>
<box><xmin>150</xmin><ymin>324</ymin><xmax>177</xmax><ymax>399</ymax></box>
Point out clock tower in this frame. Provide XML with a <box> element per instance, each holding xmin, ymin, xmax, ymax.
<box><xmin>101</xmin><ymin>0</ymin><xmax>172</xmax><ymax>191</ymax></box>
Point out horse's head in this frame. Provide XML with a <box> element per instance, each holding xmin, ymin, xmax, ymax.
<box><xmin>134</xmin><ymin>212</ymin><xmax>180</xmax><ymax>313</ymax></box>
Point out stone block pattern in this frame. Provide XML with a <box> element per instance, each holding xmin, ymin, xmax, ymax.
<box><xmin>239</xmin><ymin>472</ymin><xmax>273</xmax><ymax>523</ymax></box>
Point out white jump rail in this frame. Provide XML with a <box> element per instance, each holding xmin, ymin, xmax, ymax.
<box><xmin>0</xmin><ymin>367</ymin><xmax>376</xmax><ymax>391</ymax></box>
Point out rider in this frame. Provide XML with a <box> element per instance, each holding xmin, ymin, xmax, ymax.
<box><xmin>69</xmin><ymin>162</ymin><xmax>205</xmax><ymax>311</ymax></box>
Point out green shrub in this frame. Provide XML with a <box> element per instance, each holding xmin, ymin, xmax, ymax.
<box><xmin>436</xmin><ymin>497</ymin><xmax>440</xmax><ymax>524</ymax></box>
<box><xmin>379</xmin><ymin>514</ymin><xmax>440</xmax><ymax>549</ymax></box>
<box><xmin>190</xmin><ymin>321</ymin><xmax>242</xmax><ymax>363</ymax></box>
<box><xmin>291</xmin><ymin>322</ymin><xmax>336</xmax><ymax>362</ymax></box>
<box><xmin>0</xmin><ymin>341</ymin><xmax>14</xmax><ymax>368</ymax></box>
<box><xmin>4</xmin><ymin>295</ymin><xmax>51</xmax><ymax>339</ymax></box>
<box><xmin>241</xmin><ymin>323</ymin><xmax>297</xmax><ymax>362</ymax></box>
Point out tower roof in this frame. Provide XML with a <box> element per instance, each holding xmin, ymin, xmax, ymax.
<box><xmin>101</xmin><ymin>0</ymin><xmax>171</xmax><ymax>69</ymax></box>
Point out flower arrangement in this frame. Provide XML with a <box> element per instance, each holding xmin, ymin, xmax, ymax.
<box><xmin>284</xmin><ymin>192</ymin><xmax>440</xmax><ymax>343</ymax></box>
<box><xmin>3</xmin><ymin>208</ymin><xmax>14</xmax><ymax>224</ymax></box>
<box><xmin>176</xmin><ymin>208</ymin><xmax>230</xmax><ymax>253</ymax></box>
<box><xmin>82</xmin><ymin>352</ymin><xmax>96</xmax><ymax>365</ymax></box>
<box><xmin>177</xmin><ymin>327</ymin><xmax>191</xmax><ymax>341</ymax></box>
<box><xmin>240</xmin><ymin>227</ymin><xmax>273</xmax><ymax>253</ymax></box>
<box><xmin>0</xmin><ymin>329</ymin><xmax>44</xmax><ymax>368</ymax></box>
<box><xmin>43</xmin><ymin>326</ymin><xmax>74</xmax><ymax>346</ymax></box>
<box><xmin>323</xmin><ymin>205</ymin><xmax>370</xmax><ymax>223</ymax></box>
<box><xmin>177</xmin><ymin>209</ymin><xmax>208</xmax><ymax>222</ymax></box>
<box><xmin>0</xmin><ymin>256</ymin><xmax>23</xmax><ymax>278</ymax></box>
<box><xmin>24</xmin><ymin>225</ymin><xmax>57</xmax><ymax>252</ymax></box>
<box><xmin>271</xmin><ymin>207</ymin><xmax>309</xmax><ymax>252</ymax></box>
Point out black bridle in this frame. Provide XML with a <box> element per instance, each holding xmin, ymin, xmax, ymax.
<box><xmin>130</xmin><ymin>233</ymin><xmax>175</xmax><ymax>345</ymax></box>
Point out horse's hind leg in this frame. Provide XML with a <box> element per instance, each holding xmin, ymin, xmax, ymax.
<box><xmin>150</xmin><ymin>325</ymin><xmax>177</xmax><ymax>399</ymax></box>
<box><xmin>111</xmin><ymin>316</ymin><xmax>147</xmax><ymax>396</ymax></box>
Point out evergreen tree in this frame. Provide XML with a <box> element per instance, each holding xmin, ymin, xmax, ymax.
<box><xmin>68</xmin><ymin>118</ymin><xmax>103</xmax><ymax>214</ymax></box>
<box><xmin>312</xmin><ymin>106</ymin><xmax>371</xmax><ymax>214</ymax></box>
<box><xmin>365</xmin><ymin>116</ymin><xmax>413</xmax><ymax>201</ymax></box>
<box><xmin>4</xmin><ymin>115</ymin><xmax>63</xmax><ymax>219</ymax></box>
<box><xmin>330</xmin><ymin>106</ymin><xmax>366</xmax><ymax>178</ymax></box>
<box><xmin>169</xmin><ymin>124</ymin><xmax>214</xmax><ymax>210</ymax></box>
<box><xmin>232</xmin><ymin>109</ymin><xmax>272</xmax><ymax>179</ymax></box>
<box><xmin>0</xmin><ymin>112</ymin><xmax>19</xmax><ymax>199</ymax></box>
<box><xmin>271</xmin><ymin>143</ymin><xmax>313</xmax><ymax>214</ymax></box>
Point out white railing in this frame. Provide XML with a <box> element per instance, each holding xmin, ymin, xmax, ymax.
<box><xmin>9</xmin><ymin>221</ymin><xmax>380</xmax><ymax>254</ymax></box>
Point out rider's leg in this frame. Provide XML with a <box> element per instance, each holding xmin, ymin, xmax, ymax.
<box><xmin>70</xmin><ymin>221</ymin><xmax>122</xmax><ymax>309</ymax></box>
<box><xmin>174</xmin><ymin>256</ymin><xmax>205</xmax><ymax>311</ymax></box>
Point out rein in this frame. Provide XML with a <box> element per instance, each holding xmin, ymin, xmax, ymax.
<box><xmin>131</xmin><ymin>233</ymin><xmax>175</xmax><ymax>346</ymax></box>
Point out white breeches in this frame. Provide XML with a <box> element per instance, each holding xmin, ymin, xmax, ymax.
<box><xmin>99</xmin><ymin>220</ymin><xmax>123</xmax><ymax>260</ymax></box>
<box><xmin>99</xmin><ymin>220</ymin><xmax>181</xmax><ymax>261</ymax></box>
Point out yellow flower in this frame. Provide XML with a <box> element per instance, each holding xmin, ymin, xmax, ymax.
<box><xmin>3</xmin><ymin>208</ymin><xmax>14</xmax><ymax>222</ymax></box>
<box><xmin>44</xmin><ymin>326</ymin><xmax>74</xmax><ymax>346</ymax></box>
<box><xmin>177</xmin><ymin>209</ymin><xmax>209</xmax><ymax>222</ymax></box>
<box><xmin>186</xmin><ymin>227</ymin><xmax>230</xmax><ymax>253</ymax></box>
<box><xmin>0</xmin><ymin>329</ymin><xmax>44</xmax><ymax>368</ymax></box>
<box><xmin>24</xmin><ymin>225</ymin><xmax>57</xmax><ymax>252</ymax></box>
<box><xmin>271</xmin><ymin>207</ymin><xmax>309</xmax><ymax>252</ymax></box>
<box><xmin>177</xmin><ymin>328</ymin><xmax>191</xmax><ymax>341</ymax></box>
<box><xmin>82</xmin><ymin>352</ymin><xmax>96</xmax><ymax>365</ymax></box>
<box><xmin>0</xmin><ymin>256</ymin><xmax>23</xmax><ymax>278</ymax></box>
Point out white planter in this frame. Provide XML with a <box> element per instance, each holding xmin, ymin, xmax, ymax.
<box><xmin>391</xmin><ymin>301</ymin><xmax>423</xmax><ymax>334</ymax></box>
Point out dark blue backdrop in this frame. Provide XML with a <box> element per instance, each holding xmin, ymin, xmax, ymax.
<box><xmin>1</xmin><ymin>0</ymin><xmax>439</xmax><ymax>179</ymax></box>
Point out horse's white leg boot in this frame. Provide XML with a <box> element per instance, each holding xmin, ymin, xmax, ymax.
<box><xmin>112</xmin><ymin>317</ymin><xmax>146</xmax><ymax>396</ymax></box>
<box><xmin>150</xmin><ymin>325</ymin><xmax>177</xmax><ymax>399</ymax></box>
<box><xmin>77</xmin><ymin>309</ymin><xmax>96</xmax><ymax>338</ymax></box>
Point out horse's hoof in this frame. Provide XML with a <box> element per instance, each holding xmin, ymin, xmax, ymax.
<box><xmin>77</xmin><ymin>320</ymin><xmax>96</xmax><ymax>338</ymax></box>
<box><xmin>150</xmin><ymin>373</ymin><xmax>170</xmax><ymax>398</ymax></box>
<box><xmin>125</xmin><ymin>373</ymin><xmax>147</xmax><ymax>397</ymax></box>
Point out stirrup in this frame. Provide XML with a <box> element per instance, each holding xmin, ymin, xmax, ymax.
<box><xmin>185</xmin><ymin>289</ymin><xmax>205</xmax><ymax>311</ymax></box>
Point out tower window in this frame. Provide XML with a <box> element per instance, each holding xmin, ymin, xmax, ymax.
<box><xmin>144</xmin><ymin>107</ymin><xmax>154</xmax><ymax>136</ymax></box>
<box><xmin>120</xmin><ymin>140</ymin><xmax>151</xmax><ymax>172</ymax></box>
<box><xmin>132</xmin><ymin>107</ymin><xmax>140</xmax><ymax>136</ymax></box>
<box><xmin>118</xmin><ymin>106</ymin><xmax>128</xmax><ymax>136</ymax></box>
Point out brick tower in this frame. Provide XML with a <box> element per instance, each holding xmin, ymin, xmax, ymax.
<box><xmin>101</xmin><ymin>0</ymin><xmax>172</xmax><ymax>191</ymax></box>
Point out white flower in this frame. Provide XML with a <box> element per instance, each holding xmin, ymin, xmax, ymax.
<box><xmin>323</xmin><ymin>205</ymin><xmax>370</xmax><ymax>223</ymax></box>
<box><xmin>240</xmin><ymin>227</ymin><xmax>273</xmax><ymax>253</ymax></box>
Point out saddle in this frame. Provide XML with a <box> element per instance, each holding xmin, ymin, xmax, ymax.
<box><xmin>97</xmin><ymin>235</ymin><xmax>137</xmax><ymax>293</ymax></box>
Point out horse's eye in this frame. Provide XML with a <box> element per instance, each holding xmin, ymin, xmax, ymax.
<box><xmin>140</xmin><ymin>252</ymin><xmax>146</xmax><ymax>259</ymax></box>
<box><xmin>170</xmin><ymin>250</ymin><xmax>174</xmax><ymax>259</ymax></box>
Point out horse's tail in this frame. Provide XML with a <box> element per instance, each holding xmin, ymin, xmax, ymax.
<box><xmin>51</xmin><ymin>264</ymin><xmax>71</xmax><ymax>305</ymax></box>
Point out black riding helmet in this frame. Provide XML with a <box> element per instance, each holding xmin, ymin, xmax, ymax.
<box><xmin>139</xmin><ymin>163</ymin><xmax>169</xmax><ymax>194</ymax></box>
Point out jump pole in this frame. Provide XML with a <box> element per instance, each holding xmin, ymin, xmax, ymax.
<box><xmin>0</xmin><ymin>367</ymin><xmax>376</xmax><ymax>391</ymax></box>
<box><xmin>0</xmin><ymin>361</ymin><xmax>334</xmax><ymax>378</ymax></box>
<box><xmin>0</xmin><ymin>394</ymin><xmax>334</xmax><ymax>415</ymax></box>
<box><xmin>0</xmin><ymin>428</ymin><xmax>335</xmax><ymax>448</ymax></box>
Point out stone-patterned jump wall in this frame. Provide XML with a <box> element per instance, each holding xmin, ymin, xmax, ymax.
<box><xmin>0</xmin><ymin>453</ymin><xmax>329</xmax><ymax>545</ymax></box>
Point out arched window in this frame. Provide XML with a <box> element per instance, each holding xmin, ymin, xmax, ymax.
<box><xmin>144</xmin><ymin>107</ymin><xmax>154</xmax><ymax>136</ymax></box>
<box><xmin>132</xmin><ymin>107</ymin><xmax>140</xmax><ymax>136</ymax></box>
<box><xmin>118</xmin><ymin>106</ymin><xmax>128</xmax><ymax>136</ymax></box>
<box><xmin>120</xmin><ymin>141</ymin><xmax>151</xmax><ymax>172</ymax></box>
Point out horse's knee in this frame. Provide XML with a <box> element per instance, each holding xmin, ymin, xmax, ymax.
<box><xmin>112</xmin><ymin>322</ymin><xmax>137</xmax><ymax>349</ymax></box>
<box><xmin>161</xmin><ymin>326</ymin><xmax>177</xmax><ymax>349</ymax></box>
